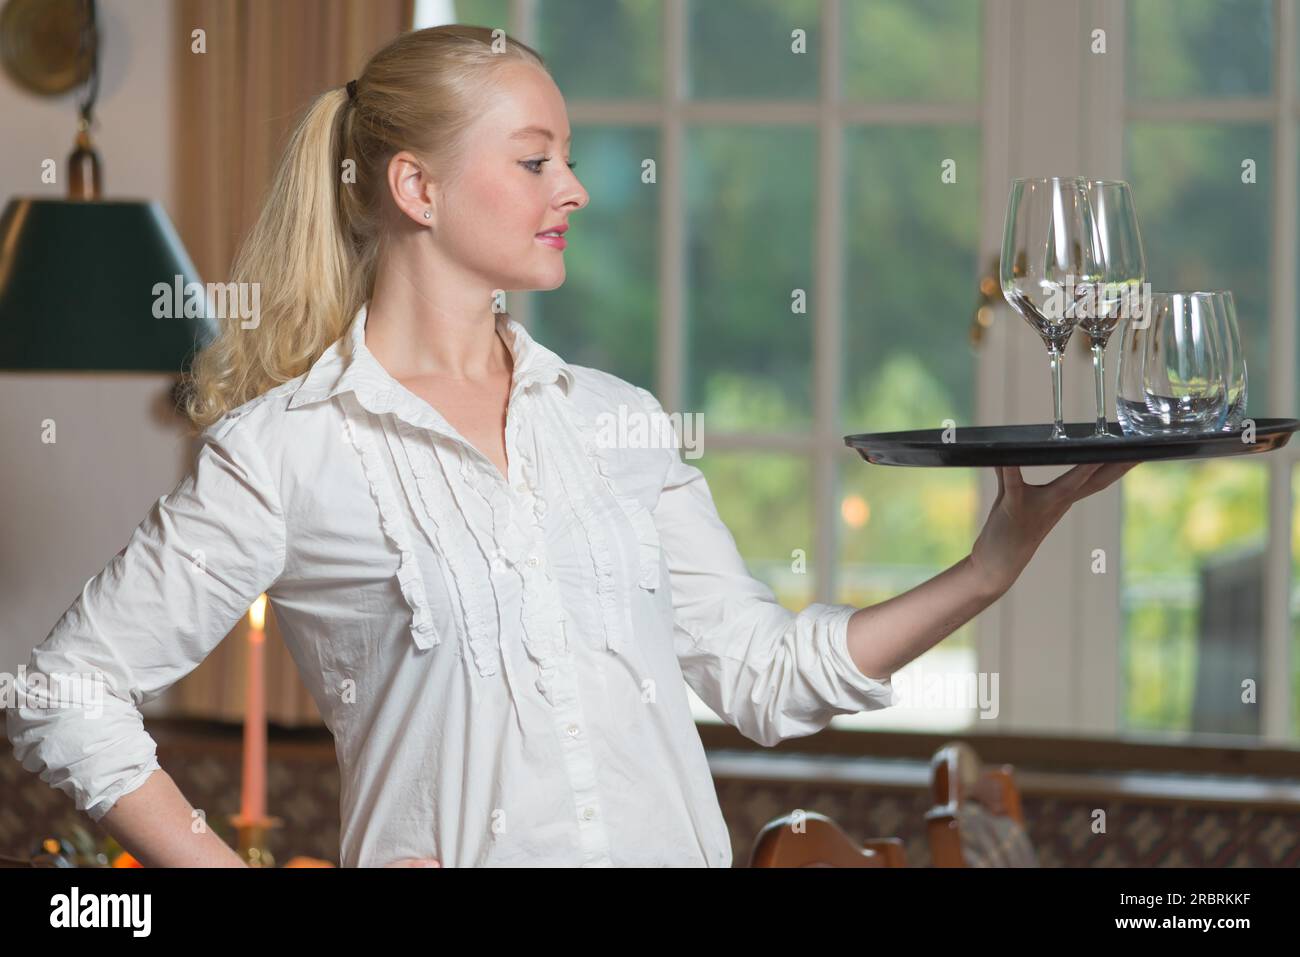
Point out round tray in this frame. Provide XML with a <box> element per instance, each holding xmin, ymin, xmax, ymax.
<box><xmin>844</xmin><ymin>418</ymin><xmax>1300</xmax><ymax>467</ymax></box>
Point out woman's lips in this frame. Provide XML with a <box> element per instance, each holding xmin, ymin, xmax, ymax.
<box><xmin>535</xmin><ymin>233</ymin><xmax>567</xmax><ymax>249</ymax></box>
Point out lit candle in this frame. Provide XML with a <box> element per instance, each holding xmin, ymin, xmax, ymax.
<box><xmin>239</xmin><ymin>594</ymin><xmax>268</xmax><ymax>822</ymax></box>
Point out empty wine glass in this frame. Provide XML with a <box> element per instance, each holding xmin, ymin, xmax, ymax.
<box><xmin>1197</xmin><ymin>289</ymin><xmax>1247</xmax><ymax>430</ymax></box>
<box><xmin>1077</xmin><ymin>180</ymin><xmax>1145</xmax><ymax>438</ymax></box>
<box><xmin>1116</xmin><ymin>291</ymin><xmax>1229</xmax><ymax>436</ymax></box>
<box><xmin>1000</xmin><ymin>177</ymin><xmax>1102</xmax><ymax>440</ymax></box>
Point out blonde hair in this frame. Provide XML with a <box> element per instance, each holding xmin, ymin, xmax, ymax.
<box><xmin>180</xmin><ymin>25</ymin><xmax>548</xmax><ymax>432</ymax></box>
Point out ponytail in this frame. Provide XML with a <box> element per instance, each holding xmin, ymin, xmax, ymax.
<box><xmin>181</xmin><ymin>25</ymin><xmax>546</xmax><ymax>432</ymax></box>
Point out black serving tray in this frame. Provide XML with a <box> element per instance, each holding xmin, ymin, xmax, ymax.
<box><xmin>844</xmin><ymin>418</ymin><xmax>1300</xmax><ymax>467</ymax></box>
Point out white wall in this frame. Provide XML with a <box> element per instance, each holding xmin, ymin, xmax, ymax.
<box><xmin>1</xmin><ymin>0</ymin><xmax>189</xmax><ymax>719</ymax></box>
<box><xmin>1</xmin><ymin>0</ymin><xmax>175</xmax><ymax>214</ymax></box>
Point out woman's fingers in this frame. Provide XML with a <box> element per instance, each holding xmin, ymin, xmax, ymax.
<box><xmin>1043</xmin><ymin>462</ymin><xmax>1105</xmax><ymax>497</ymax></box>
<box><xmin>995</xmin><ymin>460</ymin><xmax>1141</xmax><ymax>510</ymax></box>
<box><xmin>1070</xmin><ymin>461</ymin><xmax>1140</xmax><ymax>499</ymax></box>
<box><xmin>1047</xmin><ymin>461</ymin><xmax>1139</xmax><ymax>504</ymax></box>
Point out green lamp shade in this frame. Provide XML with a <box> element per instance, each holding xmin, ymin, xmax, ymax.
<box><xmin>0</xmin><ymin>198</ymin><xmax>218</xmax><ymax>372</ymax></box>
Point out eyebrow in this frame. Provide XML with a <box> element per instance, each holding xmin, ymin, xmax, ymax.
<box><xmin>509</xmin><ymin>126</ymin><xmax>572</xmax><ymax>145</ymax></box>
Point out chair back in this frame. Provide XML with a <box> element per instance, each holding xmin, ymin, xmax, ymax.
<box><xmin>750</xmin><ymin>811</ymin><xmax>907</xmax><ymax>867</ymax></box>
<box><xmin>925</xmin><ymin>742</ymin><xmax>1037</xmax><ymax>867</ymax></box>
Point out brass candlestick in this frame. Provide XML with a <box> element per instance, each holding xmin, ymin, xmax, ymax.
<box><xmin>228</xmin><ymin>813</ymin><xmax>283</xmax><ymax>868</ymax></box>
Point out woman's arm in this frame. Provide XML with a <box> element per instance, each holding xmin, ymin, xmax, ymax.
<box><xmin>844</xmin><ymin>461</ymin><xmax>1139</xmax><ymax>679</ymax></box>
<box><xmin>845</xmin><ymin>554</ymin><xmax>998</xmax><ymax>681</ymax></box>
<box><xmin>636</xmin><ymin>382</ymin><xmax>1138</xmax><ymax>744</ymax></box>
<box><xmin>5</xmin><ymin>412</ymin><xmax>287</xmax><ymax>859</ymax></box>
<box><xmin>639</xmin><ymin>387</ymin><xmax>896</xmax><ymax>746</ymax></box>
<box><xmin>98</xmin><ymin>769</ymin><xmax>248</xmax><ymax>867</ymax></box>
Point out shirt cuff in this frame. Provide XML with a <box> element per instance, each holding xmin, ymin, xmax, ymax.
<box><xmin>85</xmin><ymin>755</ymin><xmax>164</xmax><ymax>823</ymax></box>
<box><xmin>823</xmin><ymin>603</ymin><xmax>897</xmax><ymax>710</ymax></box>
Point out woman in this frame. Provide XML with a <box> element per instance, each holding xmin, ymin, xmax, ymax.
<box><xmin>5</xmin><ymin>25</ymin><xmax>1137</xmax><ymax>867</ymax></box>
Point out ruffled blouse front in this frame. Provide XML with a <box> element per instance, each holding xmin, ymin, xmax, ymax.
<box><xmin>5</xmin><ymin>302</ymin><xmax>897</xmax><ymax>867</ymax></box>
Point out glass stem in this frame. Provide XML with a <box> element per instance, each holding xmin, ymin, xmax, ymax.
<box><xmin>1049</xmin><ymin>346</ymin><xmax>1066</xmax><ymax>439</ymax></box>
<box><xmin>1091</xmin><ymin>339</ymin><xmax>1108</xmax><ymax>437</ymax></box>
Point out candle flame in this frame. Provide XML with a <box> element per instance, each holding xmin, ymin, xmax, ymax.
<box><xmin>249</xmin><ymin>593</ymin><xmax>267</xmax><ymax>631</ymax></box>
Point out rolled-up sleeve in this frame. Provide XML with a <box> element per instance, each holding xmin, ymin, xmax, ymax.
<box><xmin>634</xmin><ymin>387</ymin><xmax>895</xmax><ymax>747</ymax></box>
<box><xmin>3</xmin><ymin>411</ymin><xmax>286</xmax><ymax>821</ymax></box>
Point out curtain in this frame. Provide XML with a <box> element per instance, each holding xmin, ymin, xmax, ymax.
<box><xmin>170</xmin><ymin>0</ymin><xmax>414</xmax><ymax>726</ymax></box>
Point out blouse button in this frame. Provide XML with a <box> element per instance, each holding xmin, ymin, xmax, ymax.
<box><xmin>581</xmin><ymin>807</ymin><xmax>596</xmax><ymax>821</ymax></box>
<box><xmin>566</xmin><ymin>723</ymin><xmax>580</xmax><ymax>737</ymax></box>
<box><xmin>527</xmin><ymin>555</ymin><xmax>540</xmax><ymax>567</ymax></box>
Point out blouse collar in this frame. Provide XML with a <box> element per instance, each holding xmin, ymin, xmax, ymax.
<box><xmin>287</xmin><ymin>302</ymin><xmax>575</xmax><ymax>429</ymax></box>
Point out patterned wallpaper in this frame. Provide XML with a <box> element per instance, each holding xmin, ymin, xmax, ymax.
<box><xmin>3</xmin><ymin>729</ymin><xmax>1297</xmax><ymax>866</ymax></box>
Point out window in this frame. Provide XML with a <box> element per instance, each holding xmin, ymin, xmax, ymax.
<box><xmin>414</xmin><ymin>1</ymin><xmax>1299</xmax><ymax>748</ymax></box>
<box><xmin>421</xmin><ymin>0</ymin><xmax>986</xmax><ymax>732</ymax></box>
<box><xmin>1121</xmin><ymin>0</ymin><xmax>1296</xmax><ymax>740</ymax></box>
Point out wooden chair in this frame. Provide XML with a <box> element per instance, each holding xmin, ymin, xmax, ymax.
<box><xmin>924</xmin><ymin>741</ymin><xmax>1036</xmax><ymax>867</ymax></box>
<box><xmin>749</xmin><ymin>810</ymin><xmax>907</xmax><ymax>867</ymax></box>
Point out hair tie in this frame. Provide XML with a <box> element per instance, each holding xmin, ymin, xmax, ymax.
<box><xmin>346</xmin><ymin>79</ymin><xmax>358</xmax><ymax>101</ymax></box>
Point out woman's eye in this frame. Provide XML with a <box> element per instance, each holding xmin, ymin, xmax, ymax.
<box><xmin>520</xmin><ymin>158</ymin><xmax>578</xmax><ymax>174</ymax></box>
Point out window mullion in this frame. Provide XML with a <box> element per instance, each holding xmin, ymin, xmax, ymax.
<box><xmin>512</xmin><ymin>0</ymin><xmax>537</xmax><ymax>329</ymax></box>
<box><xmin>975</xmin><ymin>0</ymin><xmax>1017</xmax><ymax>715</ymax></box>
<box><xmin>662</xmin><ymin>0</ymin><xmax>685</xmax><ymax>416</ymax></box>
<box><xmin>1263</xmin><ymin>0</ymin><xmax>1296</xmax><ymax>741</ymax></box>
<box><xmin>815</xmin><ymin>0</ymin><xmax>843</xmax><ymax>606</ymax></box>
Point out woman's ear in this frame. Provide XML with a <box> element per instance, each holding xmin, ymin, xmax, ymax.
<box><xmin>387</xmin><ymin>150</ymin><xmax>439</xmax><ymax>228</ymax></box>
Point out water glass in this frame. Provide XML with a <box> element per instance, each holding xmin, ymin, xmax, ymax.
<box><xmin>1116</xmin><ymin>291</ymin><xmax>1229</xmax><ymax>436</ymax></box>
<box><xmin>1198</xmin><ymin>290</ymin><xmax>1247</xmax><ymax>430</ymax></box>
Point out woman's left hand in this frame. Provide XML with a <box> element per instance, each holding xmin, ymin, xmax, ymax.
<box><xmin>969</xmin><ymin>461</ymin><xmax>1141</xmax><ymax>598</ymax></box>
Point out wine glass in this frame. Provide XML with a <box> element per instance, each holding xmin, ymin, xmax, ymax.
<box><xmin>1000</xmin><ymin>177</ymin><xmax>1102</xmax><ymax>440</ymax></box>
<box><xmin>1076</xmin><ymin>180</ymin><xmax>1145</xmax><ymax>438</ymax></box>
<box><xmin>1115</xmin><ymin>291</ymin><xmax>1230</xmax><ymax>435</ymax></box>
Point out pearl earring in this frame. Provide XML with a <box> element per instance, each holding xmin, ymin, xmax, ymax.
<box><xmin>423</xmin><ymin>210</ymin><xmax>431</xmax><ymax>220</ymax></box>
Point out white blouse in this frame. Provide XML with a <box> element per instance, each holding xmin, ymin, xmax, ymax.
<box><xmin>5</xmin><ymin>302</ymin><xmax>896</xmax><ymax>867</ymax></box>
